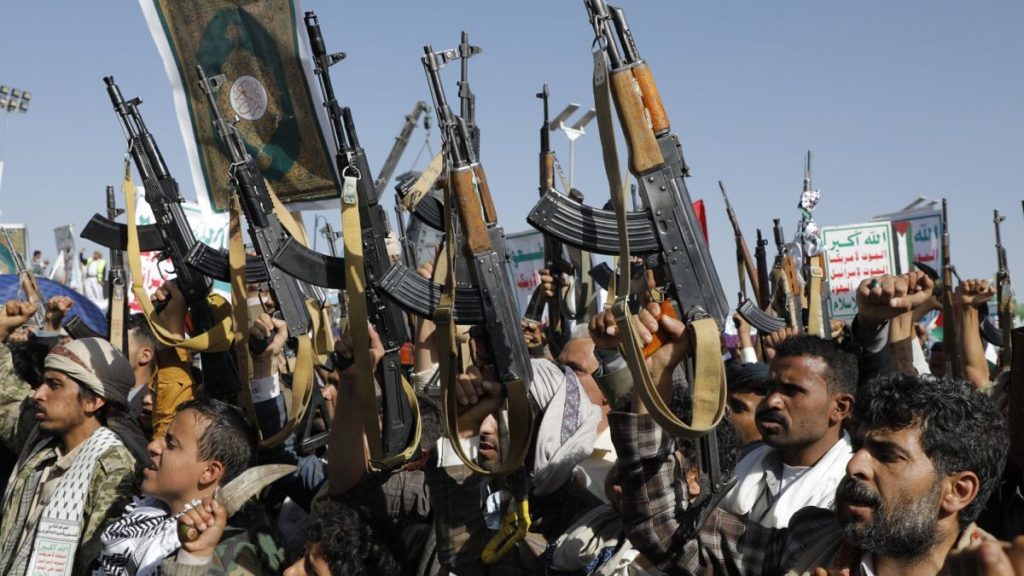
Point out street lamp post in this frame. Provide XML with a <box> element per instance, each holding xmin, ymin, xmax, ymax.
<box><xmin>0</xmin><ymin>85</ymin><xmax>32</xmax><ymax>202</ymax></box>
<box><xmin>548</xmin><ymin>102</ymin><xmax>595</xmax><ymax>191</ymax></box>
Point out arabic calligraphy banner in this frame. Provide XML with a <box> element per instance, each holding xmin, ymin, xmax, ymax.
<box><xmin>141</xmin><ymin>0</ymin><xmax>339</xmax><ymax>212</ymax></box>
<box><xmin>893</xmin><ymin>212</ymin><xmax>942</xmax><ymax>273</ymax></box>
<box><xmin>820</xmin><ymin>222</ymin><xmax>896</xmax><ymax>320</ymax></box>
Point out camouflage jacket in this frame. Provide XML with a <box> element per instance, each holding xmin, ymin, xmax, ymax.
<box><xmin>0</xmin><ymin>345</ymin><xmax>34</xmax><ymax>455</ymax></box>
<box><xmin>0</xmin><ymin>434</ymin><xmax>138</xmax><ymax>576</ymax></box>
<box><xmin>160</xmin><ymin>500</ymin><xmax>285</xmax><ymax>576</ymax></box>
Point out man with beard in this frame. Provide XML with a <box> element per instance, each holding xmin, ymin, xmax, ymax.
<box><xmin>716</xmin><ymin>335</ymin><xmax>857</xmax><ymax>527</ymax></box>
<box><xmin>602</xmin><ymin>316</ymin><xmax>1008</xmax><ymax>574</ymax></box>
<box><xmin>0</xmin><ymin>336</ymin><xmax>138</xmax><ymax>576</ymax></box>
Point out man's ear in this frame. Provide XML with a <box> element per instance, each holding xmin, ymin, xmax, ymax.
<box><xmin>138</xmin><ymin>346</ymin><xmax>155</xmax><ymax>367</ymax></box>
<box><xmin>942</xmin><ymin>470</ymin><xmax>980</xmax><ymax>517</ymax></box>
<box><xmin>200</xmin><ymin>460</ymin><xmax>226</xmax><ymax>487</ymax></box>
<box><xmin>80</xmin><ymin>395</ymin><xmax>106</xmax><ymax>418</ymax></box>
<box><xmin>830</xmin><ymin>393</ymin><xmax>854</xmax><ymax>426</ymax></box>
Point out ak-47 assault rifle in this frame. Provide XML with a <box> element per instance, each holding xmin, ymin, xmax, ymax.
<box><xmin>546</xmin><ymin>1</ymin><xmax>729</xmax><ymax>527</ymax></box>
<box><xmin>941</xmin><ymin>199</ymin><xmax>963</xmax><ymax>378</ymax></box>
<box><xmin>64</xmin><ymin>185</ymin><xmax>131</xmax><ymax>352</ymax></box>
<box><xmin>98</xmin><ymin>77</ymin><xmax>239</xmax><ymax>398</ymax></box>
<box><xmin>522</xmin><ymin>84</ymin><xmax>573</xmax><ymax>353</ymax></box>
<box><xmin>720</xmin><ymin>181</ymin><xmax>763</xmax><ymax>308</ymax></box>
<box><xmin>304</xmin><ymin>11</ymin><xmax>418</xmax><ymax>464</ymax></box>
<box><xmin>526</xmin><ymin>4</ymin><xmax>728</xmax><ymax>330</ymax></box>
<box><xmin>421</xmin><ymin>39</ymin><xmax>534</xmax><ymax>472</ymax></box>
<box><xmin>376</xmin><ymin>34</ymin><xmax>486</xmax><ymax>323</ymax></box>
<box><xmin>737</xmin><ymin>221</ymin><xmax>795</xmax><ymax>334</ymax></box>
<box><xmin>991</xmin><ymin>209</ymin><xmax>1013</xmax><ymax>371</ymax></box>
<box><xmin>82</xmin><ymin>81</ymin><xmax>269</xmax><ymax>286</ymax></box>
<box><xmin>0</xmin><ymin>226</ymin><xmax>45</xmax><ymax>328</ymax></box>
<box><xmin>195</xmin><ymin>67</ymin><xmax>314</xmax><ymax>346</ymax></box>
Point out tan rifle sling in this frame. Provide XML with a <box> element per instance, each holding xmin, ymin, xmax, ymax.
<box><xmin>124</xmin><ymin>170</ymin><xmax>234</xmax><ymax>353</ymax></box>
<box><xmin>435</xmin><ymin>165</ymin><xmax>533</xmax><ymax>477</ymax></box>
<box><xmin>592</xmin><ymin>48</ymin><xmax>726</xmax><ymax>439</ymax></box>
<box><xmin>339</xmin><ymin>167</ymin><xmax>421</xmax><ymax>470</ymax></box>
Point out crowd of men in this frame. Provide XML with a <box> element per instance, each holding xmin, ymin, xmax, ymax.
<box><xmin>0</xmin><ymin>5</ymin><xmax>1017</xmax><ymax>574</ymax></box>
<box><xmin>0</xmin><ymin>250</ymin><xmax>1019</xmax><ymax>575</ymax></box>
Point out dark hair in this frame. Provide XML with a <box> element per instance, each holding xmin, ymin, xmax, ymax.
<box><xmin>773</xmin><ymin>334</ymin><xmax>857</xmax><ymax>396</ymax></box>
<box><xmin>670</xmin><ymin>379</ymin><xmax>742</xmax><ymax>481</ymax></box>
<box><xmin>175</xmin><ymin>399</ymin><xmax>257</xmax><ymax>484</ymax></box>
<box><xmin>76</xmin><ymin>383</ymin><xmax>110</xmax><ymax>424</ymax></box>
<box><xmin>305</xmin><ymin>499</ymin><xmax>402</xmax><ymax>576</ymax></box>
<box><xmin>127</xmin><ymin>314</ymin><xmax>157</xmax><ymax>352</ymax></box>
<box><xmin>33</xmin><ymin>250</ymin><xmax>41</xmax><ymax>258</ymax></box>
<box><xmin>10</xmin><ymin>340</ymin><xmax>53</xmax><ymax>387</ymax></box>
<box><xmin>854</xmin><ymin>373</ymin><xmax>1008</xmax><ymax>527</ymax></box>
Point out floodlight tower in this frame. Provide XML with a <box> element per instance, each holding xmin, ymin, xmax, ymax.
<box><xmin>0</xmin><ymin>85</ymin><xmax>31</xmax><ymax>202</ymax></box>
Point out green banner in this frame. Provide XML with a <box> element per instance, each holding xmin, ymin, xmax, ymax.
<box><xmin>143</xmin><ymin>0</ymin><xmax>338</xmax><ymax>212</ymax></box>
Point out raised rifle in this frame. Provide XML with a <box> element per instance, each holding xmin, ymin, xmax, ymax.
<box><xmin>754</xmin><ymin>229</ymin><xmax>771</xmax><ymax>310</ymax></box>
<box><xmin>994</xmin><ymin>209</ymin><xmax>1013</xmax><ymax>371</ymax></box>
<box><xmin>376</xmin><ymin>36</ymin><xmax>486</xmax><ymax>323</ymax></box>
<box><xmin>374</xmin><ymin>101</ymin><xmax>428</xmax><ymax>195</ymax></box>
<box><xmin>797</xmin><ymin>152</ymin><xmax>831</xmax><ymax>340</ymax></box>
<box><xmin>105</xmin><ymin>185</ymin><xmax>130</xmax><ymax>352</ymax></box>
<box><xmin>720</xmin><ymin>181</ymin><xmax>761</xmax><ymax>305</ymax></box>
<box><xmin>527</xmin><ymin>2</ymin><xmax>728</xmax><ymax>327</ymax></box>
<box><xmin>0</xmin><ymin>226</ymin><xmax>45</xmax><ymax>328</ymax></box>
<box><xmin>195</xmin><ymin>67</ymin><xmax>314</xmax><ymax>346</ymax></box>
<box><xmin>101</xmin><ymin>77</ymin><xmax>239</xmax><ymax>398</ymax></box>
<box><xmin>737</xmin><ymin>219</ymin><xmax>801</xmax><ymax>334</ymax></box>
<box><xmin>523</xmin><ymin>84</ymin><xmax>572</xmax><ymax>353</ymax></box>
<box><xmin>422</xmin><ymin>40</ymin><xmax>534</xmax><ymax>475</ymax></box>
<box><xmin>941</xmin><ymin>198</ymin><xmax>962</xmax><ymax>378</ymax></box>
<box><xmin>81</xmin><ymin>94</ymin><xmax>270</xmax><ymax>286</ymax></box>
<box><xmin>304</xmin><ymin>11</ymin><xmax>418</xmax><ymax>464</ymax></box>
<box><xmin>555</xmin><ymin>2</ymin><xmax>729</xmax><ymax>528</ymax></box>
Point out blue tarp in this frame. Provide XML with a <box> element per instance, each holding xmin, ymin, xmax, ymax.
<box><xmin>0</xmin><ymin>274</ymin><xmax>106</xmax><ymax>334</ymax></box>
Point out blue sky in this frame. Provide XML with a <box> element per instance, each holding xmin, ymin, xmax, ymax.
<box><xmin>1</xmin><ymin>1</ymin><xmax>1021</xmax><ymax>302</ymax></box>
